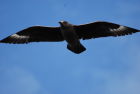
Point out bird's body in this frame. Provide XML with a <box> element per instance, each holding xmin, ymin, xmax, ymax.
<box><xmin>0</xmin><ymin>21</ymin><xmax>139</xmax><ymax>54</ymax></box>
<box><xmin>59</xmin><ymin>21</ymin><xmax>86</xmax><ymax>53</ymax></box>
<box><xmin>60</xmin><ymin>21</ymin><xmax>79</xmax><ymax>45</ymax></box>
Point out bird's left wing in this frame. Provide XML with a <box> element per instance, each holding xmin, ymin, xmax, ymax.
<box><xmin>74</xmin><ymin>21</ymin><xmax>140</xmax><ymax>40</ymax></box>
<box><xmin>0</xmin><ymin>26</ymin><xmax>64</xmax><ymax>44</ymax></box>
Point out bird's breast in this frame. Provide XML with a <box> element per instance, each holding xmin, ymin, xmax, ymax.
<box><xmin>60</xmin><ymin>27</ymin><xmax>80</xmax><ymax>45</ymax></box>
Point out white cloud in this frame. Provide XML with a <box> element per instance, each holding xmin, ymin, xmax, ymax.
<box><xmin>71</xmin><ymin>51</ymin><xmax>140</xmax><ymax>94</ymax></box>
<box><xmin>0</xmin><ymin>67</ymin><xmax>48</xmax><ymax>94</ymax></box>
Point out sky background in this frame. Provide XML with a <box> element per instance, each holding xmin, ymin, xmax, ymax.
<box><xmin>0</xmin><ymin>0</ymin><xmax>140</xmax><ymax>94</ymax></box>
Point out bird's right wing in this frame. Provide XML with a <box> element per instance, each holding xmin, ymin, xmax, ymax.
<box><xmin>74</xmin><ymin>21</ymin><xmax>140</xmax><ymax>40</ymax></box>
<box><xmin>0</xmin><ymin>26</ymin><xmax>64</xmax><ymax>44</ymax></box>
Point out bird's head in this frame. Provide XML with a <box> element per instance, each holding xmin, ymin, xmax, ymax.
<box><xmin>59</xmin><ymin>21</ymin><xmax>70</xmax><ymax>27</ymax></box>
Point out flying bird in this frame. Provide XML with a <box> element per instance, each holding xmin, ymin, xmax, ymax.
<box><xmin>0</xmin><ymin>21</ymin><xmax>140</xmax><ymax>54</ymax></box>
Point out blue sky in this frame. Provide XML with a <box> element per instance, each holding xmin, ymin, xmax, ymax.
<box><xmin>0</xmin><ymin>0</ymin><xmax>140</xmax><ymax>94</ymax></box>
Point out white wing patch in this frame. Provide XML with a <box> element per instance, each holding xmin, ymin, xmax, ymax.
<box><xmin>11</xmin><ymin>34</ymin><xmax>29</xmax><ymax>39</ymax></box>
<box><xmin>109</xmin><ymin>26</ymin><xmax>127</xmax><ymax>32</ymax></box>
<box><xmin>10</xmin><ymin>34</ymin><xmax>30</xmax><ymax>43</ymax></box>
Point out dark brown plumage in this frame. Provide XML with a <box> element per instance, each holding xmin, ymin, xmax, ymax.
<box><xmin>0</xmin><ymin>21</ymin><xmax>139</xmax><ymax>54</ymax></box>
<box><xmin>0</xmin><ymin>26</ymin><xmax>64</xmax><ymax>44</ymax></box>
<box><xmin>74</xmin><ymin>21</ymin><xmax>139</xmax><ymax>39</ymax></box>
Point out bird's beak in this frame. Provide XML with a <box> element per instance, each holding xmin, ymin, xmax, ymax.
<box><xmin>59</xmin><ymin>21</ymin><xmax>62</xmax><ymax>24</ymax></box>
<box><xmin>59</xmin><ymin>21</ymin><xmax>63</xmax><ymax>26</ymax></box>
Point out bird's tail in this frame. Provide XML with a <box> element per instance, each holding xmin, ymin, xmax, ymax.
<box><xmin>67</xmin><ymin>44</ymin><xmax>86</xmax><ymax>54</ymax></box>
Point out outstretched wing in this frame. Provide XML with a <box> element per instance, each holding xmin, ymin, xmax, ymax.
<box><xmin>74</xmin><ymin>21</ymin><xmax>140</xmax><ymax>40</ymax></box>
<box><xmin>0</xmin><ymin>26</ymin><xmax>64</xmax><ymax>44</ymax></box>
